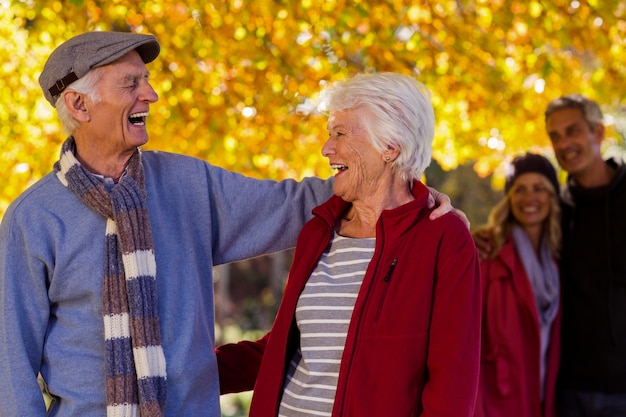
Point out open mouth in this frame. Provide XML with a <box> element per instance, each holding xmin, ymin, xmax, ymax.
<box><xmin>331</xmin><ymin>164</ymin><xmax>348</xmax><ymax>172</ymax></box>
<box><xmin>128</xmin><ymin>112</ymin><xmax>148</xmax><ymax>126</ymax></box>
<box><xmin>521</xmin><ymin>206</ymin><xmax>540</xmax><ymax>213</ymax></box>
<box><xmin>559</xmin><ymin>149</ymin><xmax>580</xmax><ymax>164</ymax></box>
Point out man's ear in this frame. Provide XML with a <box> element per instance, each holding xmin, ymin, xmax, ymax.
<box><xmin>62</xmin><ymin>90</ymin><xmax>90</xmax><ymax>122</ymax></box>
<box><xmin>594</xmin><ymin>123</ymin><xmax>605</xmax><ymax>145</ymax></box>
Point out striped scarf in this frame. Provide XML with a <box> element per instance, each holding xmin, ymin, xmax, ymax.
<box><xmin>54</xmin><ymin>137</ymin><xmax>167</xmax><ymax>416</ymax></box>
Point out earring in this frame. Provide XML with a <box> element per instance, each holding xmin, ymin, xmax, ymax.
<box><xmin>385</xmin><ymin>156</ymin><xmax>391</xmax><ymax>161</ymax></box>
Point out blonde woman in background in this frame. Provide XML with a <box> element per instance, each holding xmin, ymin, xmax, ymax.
<box><xmin>474</xmin><ymin>153</ymin><xmax>562</xmax><ymax>417</ymax></box>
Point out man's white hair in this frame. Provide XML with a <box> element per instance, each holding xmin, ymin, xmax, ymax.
<box><xmin>54</xmin><ymin>66</ymin><xmax>104</xmax><ymax>135</ymax></box>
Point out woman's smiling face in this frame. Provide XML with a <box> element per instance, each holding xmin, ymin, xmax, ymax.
<box><xmin>322</xmin><ymin>109</ymin><xmax>388</xmax><ymax>203</ymax></box>
<box><xmin>509</xmin><ymin>172</ymin><xmax>553</xmax><ymax>231</ymax></box>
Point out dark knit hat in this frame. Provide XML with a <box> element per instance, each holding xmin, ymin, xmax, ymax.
<box><xmin>39</xmin><ymin>31</ymin><xmax>160</xmax><ymax>107</ymax></box>
<box><xmin>505</xmin><ymin>153</ymin><xmax>560</xmax><ymax>194</ymax></box>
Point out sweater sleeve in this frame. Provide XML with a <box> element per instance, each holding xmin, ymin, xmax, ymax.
<box><xmin>421</xmin><ymin>217</ymin><xmax>482</xmax><ymax>417</ymax></box>
<box><xmin>215</xmin><ymin>333</ymin><xmax>270</xmax><ymax>394</ymax></box>
<box><xmin>201</xmin><ymin>162</ymin><xmax>334</xmax><ymax>265</ymax></box>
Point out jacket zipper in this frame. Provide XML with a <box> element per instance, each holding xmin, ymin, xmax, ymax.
<box><xmin>375</xmin><ymin>258</ymin><xmax>398</xmax><ymax>321</ymax></box>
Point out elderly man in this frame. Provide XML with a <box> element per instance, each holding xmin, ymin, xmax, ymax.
<box><xmin>0</xmin><ymin>31</ymin><xmax>458</xmax><ymax>416</ymax></box>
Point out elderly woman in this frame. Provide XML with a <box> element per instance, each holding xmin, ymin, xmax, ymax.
<box><xmin>216</xmin><ymin>73</ymin><xmax>481</xmax><ymax>416</ymax></box>
<box><xmin>474</xmin><ymin>153</ymin><xmax>562</xmax><ymax>417</ymax></box>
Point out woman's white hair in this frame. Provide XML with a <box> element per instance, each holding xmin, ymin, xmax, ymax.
<box><xmin>319</xmin><ymin>72</ymin><xmax>435</xmax><ymax>182</ymax></box>
<box><xmin>54</xmin><ymin>66</ymin><xmax>104</xmax><ymax>135</ymax></box>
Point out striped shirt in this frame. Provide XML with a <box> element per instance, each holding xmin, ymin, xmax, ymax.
<box><xmin>278</xmin><ymin>232</ymin><xmax>376</xmax><ymax>417</ymax></box>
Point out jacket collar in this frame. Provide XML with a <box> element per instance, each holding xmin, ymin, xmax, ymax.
<box><xmin>494</xmin><ymin>238</ymin><xmax>542</xmax><ymax>319</ymax></box>
<box><xmin>563</xmin><ymin>158</ymin><xmax>626</xmax><ymax>206</ymax></box>
<box><xmin>311</xmin><ymin>180</ymin><xmax>431</xmax><ymax>239</ymax></box>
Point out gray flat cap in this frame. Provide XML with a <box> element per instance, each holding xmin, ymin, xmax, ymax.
<box><xmin>39</xmin><ymin>31</ymin><xmax>160</xmax><ymax>107</ymax></box>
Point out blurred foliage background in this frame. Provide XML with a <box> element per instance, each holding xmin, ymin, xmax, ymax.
<box><xmin>4</xmin><ymin>0</ymin><xmax>626</xmax><ymax>218</ymax></box>
<box><xmin>3</xmin><ymin>0</ymin><xmax>626</xmax><ymax>415</ymax></box>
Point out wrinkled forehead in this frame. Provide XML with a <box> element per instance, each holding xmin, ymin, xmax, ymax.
<box><xmin>546</xmin><ymin>107</ymin><xmax>586</xmax><ymax>131</ymax></box>
<box><xmin>327</xmin><ymin>108</ymin><xmax>369</xmax><ymax>129</ymax></box>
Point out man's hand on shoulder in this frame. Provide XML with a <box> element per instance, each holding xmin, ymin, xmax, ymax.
<box><xmin>427</xmin><ymin>186</ymin><xmax>470</xmax><ymax>230</ymax></box>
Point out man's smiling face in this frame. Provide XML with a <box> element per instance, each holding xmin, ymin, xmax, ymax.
<box><xmin>546</xmin><ymin>107</ymin><xmax>602</xmax><ymax>179</ymax></box>
<box><xmin>84</xmin><ymin>50</ymin><xmax>158</xmax><ymax>154</ymax></box>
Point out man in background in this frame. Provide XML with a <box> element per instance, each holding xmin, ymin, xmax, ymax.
<box><xmin>545</xmin><ymin>94</ymin><xmax>626</xmax><ymax>417</ymax></box>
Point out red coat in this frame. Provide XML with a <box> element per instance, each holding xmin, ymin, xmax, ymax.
<box><xmin>217</xmin><ymin>181</ymin><xmax>482</xmax><ymax>416</ymax></box>
<box><xmin>475</xmin><ymin>238</ymin><xmax>561</xmax><ymax>417</ymax></box>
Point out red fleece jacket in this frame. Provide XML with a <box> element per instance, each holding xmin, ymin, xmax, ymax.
<box><xmin>217</xmin><ymin>181</ymin><xmax>482</xmax><ymax>416</ymax></box>
<box><xmin>475</xmin><ymin>238</ymin><xmax>561</xmax><ymax>417</ymax></box>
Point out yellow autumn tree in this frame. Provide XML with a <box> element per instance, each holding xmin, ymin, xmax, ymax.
<box><xmin>2</xmin><ymin>0</ymin><xmax>626</xmax><ymax>218</ymax></box>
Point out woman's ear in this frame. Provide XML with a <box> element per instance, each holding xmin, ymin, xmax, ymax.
<box><xmin>62</xmin><ymin>90</ymin><xmax>90</xmax><ymax>122</ymax></box>
<box><xmin>383</xmin><ymin>146</ymin><xmax>400</xmax><ymax>162</ymax></box>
